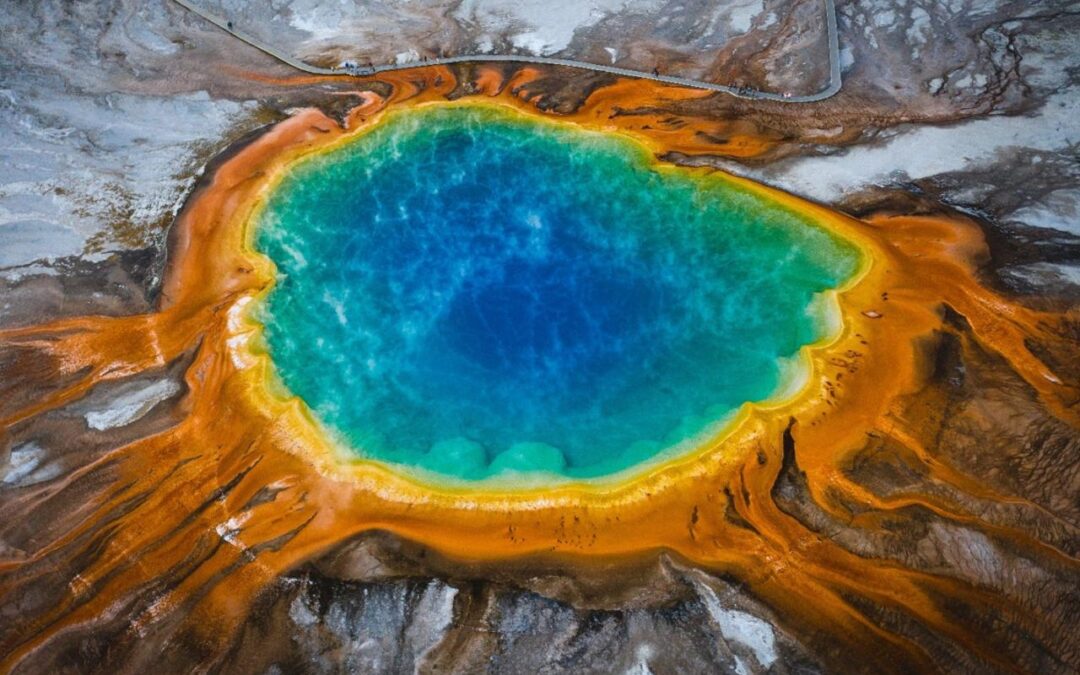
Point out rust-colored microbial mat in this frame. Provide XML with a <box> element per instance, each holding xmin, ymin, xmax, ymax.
<box><xmin>1</xmin><ymin>66</ymin><xmax>1078</xmax><ymax>673</ymax></box>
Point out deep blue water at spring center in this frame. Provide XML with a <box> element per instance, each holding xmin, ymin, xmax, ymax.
<box><xmin>255</xmin><ymin>105</ymin><xmax>860</xmax><ymax>481</ymax></box>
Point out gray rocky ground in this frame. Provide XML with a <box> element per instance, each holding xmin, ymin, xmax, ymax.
<box><xmin>1</xmin><ymin>1</ymin><xmax>1078</xmax><ymax>673</ymax></box>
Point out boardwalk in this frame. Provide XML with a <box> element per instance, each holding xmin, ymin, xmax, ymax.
<box><xmin>172</xmin><ymin>0</ymin><xmax>841</xmax><ymax>102</ymax></box>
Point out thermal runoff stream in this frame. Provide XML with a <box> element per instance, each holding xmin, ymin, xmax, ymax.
<box><xmin>254</xmin><ymin>104</ymin><xmax>862</xmax><ymax>482</ymax></box>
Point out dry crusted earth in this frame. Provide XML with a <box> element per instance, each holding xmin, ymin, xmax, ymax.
<box><xmin>1</xmin><ymin>1</ymin><xmax>1078</xmax><ymax>673</ymax></box>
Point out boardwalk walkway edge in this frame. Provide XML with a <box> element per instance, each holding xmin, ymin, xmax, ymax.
<box><xmin>171</xmin><ymin>0</ymin><xmax>842</xmax><ymax>102</ymax></box>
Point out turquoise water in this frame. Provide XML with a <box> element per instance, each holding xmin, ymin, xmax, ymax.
<box><xmin>255</xmin><ymin>105</ymin><xmax>860</xmax><ymax>481</ymax></box>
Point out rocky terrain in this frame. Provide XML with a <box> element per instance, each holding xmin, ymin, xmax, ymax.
<box><xmin>1</xmin><ymin>1</ymin><xmax>1078</xmax><ymax>673</ymax></box>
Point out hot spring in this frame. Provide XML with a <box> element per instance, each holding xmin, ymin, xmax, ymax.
<box><xmin>253</xmin><ymin>104</ymin><xmax>862</xmax><ymax>483</ymax></box>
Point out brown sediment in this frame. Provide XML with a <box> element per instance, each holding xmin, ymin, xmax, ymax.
<box><xmin>1</xmin><ymin>65</ymin><xmax>1077</xmax><ymax>672</ymax></box>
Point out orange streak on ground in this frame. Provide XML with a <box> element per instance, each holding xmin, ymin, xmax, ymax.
<box><xmin>0</xmin><ymin>66</ymin><xmax>1076</xmax><ymax>672</ymax></box>
<box><xmin>472</xmin><ymin>67</ymin><xmax>505</xmax><ymax>95</ymax></box>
